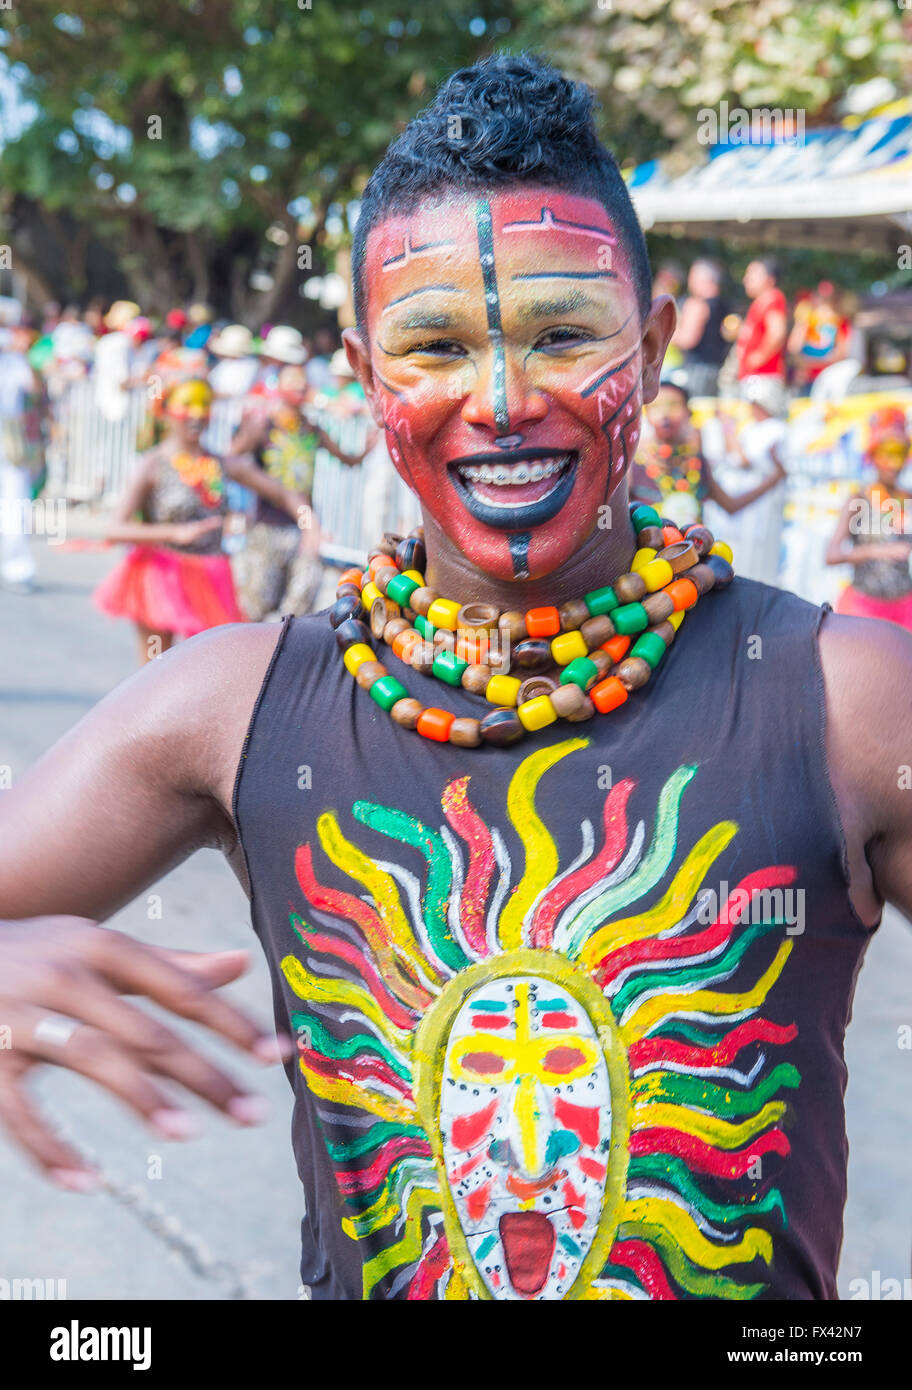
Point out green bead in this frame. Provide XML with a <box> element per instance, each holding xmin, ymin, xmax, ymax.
<box><xmin>414</xmin><ymin>614</ymin><xmax>435</xmax><ymax>640</ymax></box>
<box><xmin>612</xmin><ymin>602</ymin><xmax>649</xmax><ymax>635</ymax></box>
<box><xmin>370</xmin><ymin>675</ymin><xmax>409</xmax><ymax>710</ymax></box>
<box><xmin>386</xmin><ymin>573</ymin><xmax>419</xmax><ymax>605</ymax></box>
<box><xmin>583</xmin><ymin>584</ymin><xmax>619</xmax><ymax>617</ymax></box>
<box><xmin>432</xmin><ymin>650</ymin><xmax>469</xmax><ymax>686</ymax></box>
<box><xmin>561</xmin><ymin>656</ymin><xmax>599</xmax><ymax>690</ymax></box>
<box><xmin>632</xmin><ymin>505</ymin><xmax>661</xmax><ymax>532</ymax></box>
<box><xmin>631</xmin><ymin>631</ymin><xmax>667</xmax><ymax>668</ymax></box>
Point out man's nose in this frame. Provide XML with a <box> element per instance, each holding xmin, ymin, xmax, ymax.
<box><xmin>460</xmin><ymin>347</ymin><xmax>548</xmax><ymax>436</ymax></box>
<box><xmin>507</xmin><ymin>1075</ymin><xmax>554</xmax><ymax>1181</ymax></box>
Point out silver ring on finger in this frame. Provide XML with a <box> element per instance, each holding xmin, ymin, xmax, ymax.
<box><xmin>33</xmin><ymin>1013</ymin><xmax>81</xmax><ymax>1049</ymax></box>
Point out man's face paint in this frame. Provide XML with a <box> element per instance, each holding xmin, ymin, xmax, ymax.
<box><xmin>439</xmin><ymin>975</ymin><xmax>612</xmax><ymax>1300</ymax></box>
<box><xmin>362</xmin><ymin>190</ymin><xmax>644</xmax><ymax>580</ymax></box>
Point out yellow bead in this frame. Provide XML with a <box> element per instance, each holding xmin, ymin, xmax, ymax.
<box><xmin>485</xmin><ymin>673</ymin><xmax>522</xmax><ymax>707</ymax></box>
<box><xmin>640</xmin><ymin>558</ymin><xmax>675</xmax><ymax>592</ymax></box>
<box><xmin>361</xmin><ymin>581</ymin><xmax>382</xmax><ymax>608</ymax></box>
<box><xmin>517</xmin><ymin>694</ymin><xmax>557</xmax><ymax>731</ymax></box>
<box><xmin>631</xmin><ymin>547</ymin><xmax>657</xmax><ymax>572</ymax></box>
<box><xmin>402</xmin><ymin>569</ymin><xmax>425</xmax><ymax>586</ymax></box>
<box><xmin>666</xmin><ymin>609</ymin><xmax>685</xmax><ymax>631</ymax></box>
<box><xmin>427</xmin><ymin>598</ymin><xmax>462</xmax><ymax>630</ymax></box>
<box><xmin>343</xmin><ymin>642</ymin><xmax>375</xmax><ymax>675</ymax></box>
<box><xmin>551</xmin><ymin>629</ymin><xmax>588</xmax><ymax>665</ymax></box>
<box><xmin>709</xmin><ymin>541</ymin><xmax>733</xmax><ymax>563</ymax></box>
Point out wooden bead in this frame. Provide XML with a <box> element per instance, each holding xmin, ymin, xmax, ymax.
<box><xmin>642</xmin><ymin>590</ymin><xmax>674</xmax><ymax>623</ymax></box>
<box><xmin>580</xmin><ymin>615</ymin><xmax>616</xmax><ymax>647</ymax></box>
<box><xmin>563</xmin><ymin>692</ymin><xmax>596</xmax><ymax>722</ymax></box>
<box><xmin>409</xmin><ymin>640</ymin><xmax>436</xmax><ymax>674</ymax></box>
<box><xmin>335</xmin><ymin>617</ymin><xmax>372</xmax><ymax>651</ymax></box>
<box><xmin>557</xmin><ymin>598</ymin><xmax>590</xmax><ymax>631</ymax></box>
<box><xmin>485</xmin><ymin>645</ymin><xmax>512</xmax><ymax>673</ymax></box>
<box><xmin>449</xmin><ymin>717</ymin><xmax>482</xmax><ymax>748</ymax></box>
<box><xmin>355</xmin><ymin>659</ymin><xmax>388</xmax><ymax>690</ymax></box>
<box><xmin>652</xmin><ymin>619</ymin><xmax>678</xmax><ymax>647</ymax></box>
<box><xmin>372</xmin><ymin>566</ymin><xmax>399</xmax><ymax>596</ymax></box>
<box><xmin>370</xmin><ymin>596</ymin><xmax>400</xmax><ymax>639</ymax></box>
<box><xmin>549</xmin><ymin>683</ymin><xmax>590</xmax><ymax>719</ymax></box>
<box><xmin>615</xmin><ymin>656</ymin><xmax>652</xmax><ymax>691</ymax></box>
<box><xmin>409</xmin><ymin>586</ymin><xmax>438</xmax><ymax>617</ymax></box>
<box><xmin>517</xmin><ymin>675</ymin><xmax>558</xmax><ymax>704</ymax></box>
<box><xmin>390</xmin><ymin>697</ymin><xmax>423</xmax><ymax>729</ymax></box>
<box><xmin>513</xmin><ymin>638</ymin><xmax>552</xmax><ymax>671</ymax></box>
<box><xmin>683</xmin><ymin>524</ymin><xmax>714</xmax><ymax>557</ymax></box>
<box><xmin>329</xmin><ymin>594</ymin><xmax>364</xmax><ymax>628</ymax></box>
<box><xmin>461</xmin><ymin>663</ymin><xmax>491</xmax><ymax>695</ymax></box>
<box><xmin>637</xmin><ymin>525</ymin><xmax>665</xmax><ymax>550</ymax></box>
<box><xmin>613</xmin><ymin>571</ymin><xmax>647</xmax><ymax>603</ymax></box>
<box><xmin>589</xmin><ymin>650</ymin><xmax>613</xmax><ymax>679</ymax></box>
<box><xmin>657</xmin><ymin>540</ymin><xmax>698</xmax><ymax>574</ymax></box>
<box><xmin>408</xmin><ymin>525</ymin><xmax>425</xmax><ymax>542</ymax></box>
<box><xmin>480</xmin><ymin>708</ymin><xmax>524</xmax><ymax>745</ymax></box>
<box><xmin>498</xmin><ymin>610</ymin><xmax>529</xmax><ymax>643</ymax></box>
<box><xmin>456</xmin><ymin>602</ymin><xmax>500</xmax><ymax>631</ymax></box>
<box><xmin>335</xmin><ymin>582</ymin><xmax>361</xmax><ymax>601</ymax></box>
<box><xmin>383</xmin><ymin>617</ymin><xmax>411</xmax><ymax>642</ymax></box>
<box><xmin>396</xmin><ymin>536</ymin><xmax>427</xmax><ymax>573</ymax></box>
<box><xmin>706</xmin><ymin>554</ymin><xmax>734</xmax><ymax>588</ymax></box>
<box><xmin>687</xmin><ymin>562</ymin><xmax>717</xmax><ymax>595</ymax></box>
<box><xmin>378</xmin><ymin>532</ymin><xmax>404</xmax><ymax>557</ymax></box>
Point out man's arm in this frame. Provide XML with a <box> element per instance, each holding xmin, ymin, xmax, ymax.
<box><xmin>819</xmin><ymin>612</ymin><xmax>912</xmax><ymax>928</ymax></box>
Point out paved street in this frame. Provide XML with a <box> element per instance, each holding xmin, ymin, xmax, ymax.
<box><xmin>2</xmin><ymin>520</ymin><xmax>911</xmax><ymax>1299</ymax></box>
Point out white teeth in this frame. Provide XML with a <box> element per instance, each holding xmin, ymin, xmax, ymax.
<box><xmin>457</xmin><ymin>454</ymin><xmax>572</xmax><ymax>487</ymax></box>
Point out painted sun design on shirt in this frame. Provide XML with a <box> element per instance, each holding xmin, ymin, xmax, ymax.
<box><xmin>280</xmin><ymin>738</ymin><xmax>801</xmax><ymax>1300</ymax></box>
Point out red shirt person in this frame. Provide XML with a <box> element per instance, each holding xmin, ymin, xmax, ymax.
<box><xmin>736</xmin><ymin>258</ymin><xmax>788</xmax><ymax>385</ymax></box>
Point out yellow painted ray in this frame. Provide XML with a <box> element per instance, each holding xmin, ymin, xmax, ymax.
<box><xmin>580</xmin><ymin>821</ymin><xmax>738</xmax><ymax>969</ymax></box>
<box><xmin>281</xmin><ymin>954</ymin><xmax>413</xmax><ymax>1053</ymax></box>
<box><xmin>355</xmin><ymin>1186</ymin><xmax>441</xmax><ymax>1298</ymax></box>
<box><xmin>623</xmin><ymin>1196</ymin><xmax>773</xmax><ymax>1269</ymax></box>
<box><xmin>630</xmin><ymin>1099</ymin><xmax>788</xmax><ymax>1149</ymax></box>
<box><xmin>621</xmin><ymin>940</ymin><xmax>793</xmax><ymax>1041</ymax></box>
<box><xmin>317</xmin><ymin>811</ymin><xmax>442</xmax><ymax>988</ymax></box>
<box><xmin>299</xmin><ymin>1057</ymin><xmax>416</xmax><ymax>1125</ymax></box>
<box><xmin>498</xmin><ymin>738</ymin><xmax>590</xmax><ymax>951</ymax></box>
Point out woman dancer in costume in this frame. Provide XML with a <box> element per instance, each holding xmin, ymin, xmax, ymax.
<box><xmin>826</xmin><ymin>406</ymin><xmax>912</xmax><ymax>629</ymax></box>
<box><xmin>93</xmin><ymin>378</ymin><xmax>246</xmax><ymax>663</ymax></box>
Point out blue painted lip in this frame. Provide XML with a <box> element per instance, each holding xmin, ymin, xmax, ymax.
<box><xmin>448</xmin><ymin>453</ymin><xmax>578</xmax><ymax>530</ymax></box>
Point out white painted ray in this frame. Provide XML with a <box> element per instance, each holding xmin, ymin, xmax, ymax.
<box><xmin>440</xmin><ymin>822</ymin><xmax>484</xmax><ymax>962</ymax></box>
<box><xmin>521</xmin><ymin>819</ymin><xmax>594</xmax><ymax>945</ymax></box>
<box><xmin>639</xmin><ymin>1006</ymin><xmax>756</xmax><ymax>1037</ymax></box>
<box><xmin>604</xmin><ymin>927</ymin><xmax>740</xmax><ymax>999</ymax></box>
<box><xmin>591</xmin><ymin>1277</ymin><xmax>650</xmax><ymax>1300</ymax></box>
<box><xmin>618</xmin><ymin>956</ymin><xmax>754</xmax><ymax>1028</ymax></box>
<box><xmin>626</xmin><ymin>1182</ymin><xmax>739</xmax><ymax>1244</ymax></box>
<box><xmin>486</xmin><ymin>826</ymin><xmax>512</xmax><ymax>955</ymax></box>
<box><xmin>552</xmin><ymin>819</ymin><xmax>646</xmax><ymax>953</ymax></box>
<box><xmin>632</xmin><ymin>1052</ymin><xmax>767</xmax><ymax>1087</ymax></box>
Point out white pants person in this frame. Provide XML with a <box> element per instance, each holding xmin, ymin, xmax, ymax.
<box><xmin>0</xmin><ymin>456</ymin><xmax>36</xmax><ymax>587</ymax></box>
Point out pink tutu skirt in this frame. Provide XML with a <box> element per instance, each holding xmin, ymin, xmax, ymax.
<box><xmin>834</xmin><ymin>584</ymin><xmax>912</xmax><ymax>631</ymax></box>
<box><xmin>93</xmin><ymin>545</ymin><xmax>246</xmax><ymax>637</ymax></box>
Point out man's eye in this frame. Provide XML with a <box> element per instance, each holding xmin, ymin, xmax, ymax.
<box><xmin>410</xmin><ymin>339</ymin><xmax>467</xmax><ymax>358</ymax></box>
<box><xmin>535</xmin><ymin>327</ymin><xmax>594</xmax><ymax>353</ymax></box>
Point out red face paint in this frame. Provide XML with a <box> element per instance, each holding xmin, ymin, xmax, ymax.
<box><xmin>363</xmin><ymin>188</ymin><xmax>644</xmax><ymax>582</ymax></box>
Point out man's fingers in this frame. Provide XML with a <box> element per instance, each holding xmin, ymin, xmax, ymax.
<box><xmin>153</xmin><ymin>947</ymin><xmax>251</xmax><ymax>987</ymax></box>
<box><xmin>0</xmin><ymin>1077</ymin><xmax>98</xmax><ymax>1188</ymax></box>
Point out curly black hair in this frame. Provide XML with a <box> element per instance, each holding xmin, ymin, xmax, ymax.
<box><xmin>352</xmin><ymin>52</ymin><xmax>652</xmax><ymax>333</ymax></box>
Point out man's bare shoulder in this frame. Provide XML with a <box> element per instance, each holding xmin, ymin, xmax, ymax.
<box><xmin>818</xmin><ymin>610</ymin><xmax>912</xmax><ymax>840</ymax></box>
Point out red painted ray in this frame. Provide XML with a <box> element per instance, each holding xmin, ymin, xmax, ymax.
<box><xmin>531</xmin><ymin>779</ymin><xmax>636</xmax><ymax>948</ymax></box>
<box><xmin>451</xmin><ymin>1099</ymin><xmax>499</xmax><ymax>1152</ymax></box>
<box><xmin>407</xmin><ymin>1233</ymin><xmax>450</xmax><ymax>1300</ymax></box>
<box><xmin>299</xmin><ymin>1048</ymin><xmax>413</xmax><ymax>1102</ymax></box>
<box><xmin>610</xmin><ymin>1239</ymin><xmax>677</xmax><ymax>1300</ymax></box>
<box><xmin>593</xmin><ymin>865</ymin><xmax>799</xmax><ymax>987</ymax></box>
<box><xmin>629</xmin><ymin>1018</ymin><xmax>798</xmax><ymax>1072</ymax></box>
<box><xmin>442</xmin><ymin>776</ymin><xmax>496</xmax><ymax>958</ymax></box>
<box><xmin>292</xmin><ymin>919</ymin><xmax>418</xmax><ymax>1032</ymax></box>
<box><xmin>335</xmin><ymin>1134</ymin><xmax>432</xmax><ymax>1195</ymax></box>
<box><xmin>629</xmin><ymin>1126</ymin><xmax>790</xmax><ymax>1178</ymax></box>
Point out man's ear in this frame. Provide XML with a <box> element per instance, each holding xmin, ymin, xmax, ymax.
<box><xmin>640</xmin><ymin>295</ymin><xmax>678</xmax><ymax>405</ymax></box>
<box><xmin>342</xmin><ymin>327</ymin><xmax>385</xmax><ymax>429</ymax></box>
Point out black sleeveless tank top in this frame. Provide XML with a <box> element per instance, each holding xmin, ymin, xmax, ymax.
<box><xmin>685</xmin><ymin>295</ymin><xmax>729</xmax><ymax>368</ymax></box>
<box><xmin>233</xmin><ymin>577</ymin><xmax>875</xmax><ymax>1301</ymax></box>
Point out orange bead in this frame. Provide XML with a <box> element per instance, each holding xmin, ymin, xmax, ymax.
<box><xmin>601</xmin><ymin>634</ymin><xmax>631</xmax><ymax>664</ymax></box>
<box><xmin>666</xmin><ymin>577</ymin><xmax>699</xmax><ymax>611</ymax></box>
<box><xmin>392</xmin><ymin>628</ymin><xmax>421</xmax><ymax>661</ymax></box>
<box><xmin>662</xmin><ymin>526</ymin><xmax>685</xmax><ymax>547</ymax></box>
<box><xmin>339</xmin><ymin>566</ymin><xmax>363</xmax><ymax>587</ymax></box>
<box><xmin>590</xmin><ymin>675</ymin><xmax>629</xmax><ymax>714</ymax></box>
<box><xmin>416</xmin><ymin>707</ymin><xmax>456</xmax><ymax>742</ymax></box>
<box><xmin>456</xmin><ymin>632</ymin><xmax>490</xmax><ymax>664</ymax></box>
<box><xmin>369</xmin><ymin>553</ymin><xmax>392</xmax><ymax>579</ymax></box>
<box><xmin>525</xmin><ymin>605</ymin><xmax>561</xmax><ymax>638</ymax></box>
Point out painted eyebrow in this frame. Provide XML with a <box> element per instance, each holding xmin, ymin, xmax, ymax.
<box><xmin>517</xmin><ymin>291</ymin><xmax>602</xmax><ymax>321</ymax></box>
<box><xmin>388</xmin><ymin>310</ymin><xmax>455</xmax><ymax>331</ymax></box>
<box><xmin>383</xmin><ymin>283</ymin><xmax>465</xmax><ymax>309</ymax></box>
<box><xmin>513</xmin><ymin>270</ymin><xmax>618</xmax><ymax>282</ymax></box>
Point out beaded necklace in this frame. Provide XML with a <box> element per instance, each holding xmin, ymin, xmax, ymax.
<box><xmin>330</xmin><ymin>503</ymin><xmax>735</xmax><ymax>750</ymax></box>
<box><xmin>170</xmin><ymin>451</ymin><xmax>224</xmax><ymax>508</ymax></box>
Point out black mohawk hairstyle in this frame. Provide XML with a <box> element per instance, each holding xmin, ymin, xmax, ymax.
<box><xmin>352</xmin><ymin>51</ymin><xmax>653</xmax><ymax>332</ymax></box>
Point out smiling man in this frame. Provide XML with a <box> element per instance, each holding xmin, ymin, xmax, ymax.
<box><xmin>2</xmin><ymin>54</ymin><xmax>912</xmax><ymax>1303</ymax></box>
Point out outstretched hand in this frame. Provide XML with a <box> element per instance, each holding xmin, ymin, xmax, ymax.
<box><xmin>0</xmin><ymin>917</ymin><xmax>293</xmax><ymax>1189</ymax></box>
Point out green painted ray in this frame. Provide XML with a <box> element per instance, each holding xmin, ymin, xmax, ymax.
<box><xmin>613</xmin><ymin>919</ymin><xmax>783</xmax><ymax>1016</ymax></box>
<box><xmin>324</xmin><ymin>1120</ymin><xmax>427</xmax><ymax>1163</ymax></box>
<box><xmin>291</xmin><ymin>1010</ymin><xmax>411</xmax><ymax>1081</ymax></box>
<box><xmin>628</xmin><ymin>1154</ymin><xmax>787</xmax><ymax>1226</ymax></box>
<box><xmin>616</xmin><ymin>1220</ymin><xmax>765</xmax><ymax>1299</ymax></box>
<box><xmin>631</xmin><ymin>1062</ymin><xmax>801</xmax><ymax>1119</ymax></box>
